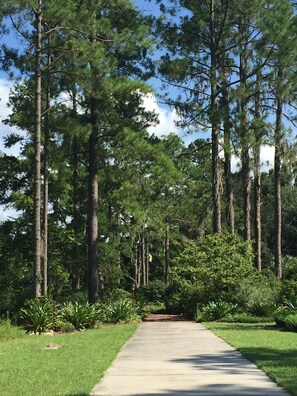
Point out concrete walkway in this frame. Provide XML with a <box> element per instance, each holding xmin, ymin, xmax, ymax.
<box><xmin>90</xmin><ymin>317</ymin><xmax>290</xmax><ymax>396</ymax></box>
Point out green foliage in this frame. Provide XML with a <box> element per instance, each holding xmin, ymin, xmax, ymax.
<box><xmin>282</xmin><ymin>313</ymin><xmax>297</xmax><ymax>332</ymax></box>
<box><xmin>221</xmin><ymin>313</ymin><xmax>273</xmax><ymax>323</ymax></box>
<box><xmin>0</xmin><ymin>319</ymin><xmax>27</xmax><ymax>341</ymax></box>
<box><xmin>273</xmin><ymin>301</ymin><xmax>297</xmax><ymax>327</ymax></box>
<box><xmin>20</xmin><ymin>298</ymin><xmax>53</xmax><ymax>334</ymax></box>
<box><xmin>59</xmin><ymin>302</ymin><xmax>97</xmax><ymax>330</ymax></box>
<box><xmin>237</xmin><ymin>277</ymin><xmax>280</xmax><ymax>316</ymax></box>
<box><xmin>196</xmin><ymin>301</ymin><xmax>238</xmax><ymax>322</ymax></box>
<box><xmin>51</xmin><ymin>319</ymin><xmax>75</xmax><ymax>333</ymax></box>
<box><xmin>97</xmin><ymin>300</ymin><xmax>141</xmax><ymax>324</ymax></box>
<box><xmin>166</xmin><ymin>233</ymin><xmax>255</xmax><ymax>316</ymax></box>
<box><xmin>102</xmin><ymin>288</ymin><xmax>132</xmax><ymax>303</ymax></box>
<box><xmin>172</xmin><ymin>233</ymin><xmax>255</xmax><ymax>302</ymax></box>
<box><xmin>137</xmin><ymin>280</ymin><xmax>167</xmax><ymax>304</ymax></box>
<box><xmin>280</xmin><ymin>280</ymin><xmax>297</xmax><ymax>306</ymax></box>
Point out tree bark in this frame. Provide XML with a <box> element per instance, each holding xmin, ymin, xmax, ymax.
<box><xmin>87</xmin><ymin>95</ymin><xmax>101</xmax><ymax>303</ymax></box>
<box><xmin>71</xmin><ymin>87</ymin><xmax>81</xmax><ymax>290</ymax></box>
<box><xmin>275</xmin><ymin>72</ymin><xmax>283</xmax><ymax>279</ymax></box>
<box><xmin>240</xmin><ymin>20</ymin><xmax>251</xmax><ymax>241</ymax></box>
<box><xmin>42</xmin><ymin>34</ymin><xmax>51</xmax><ymax>296</ymax></box>
<box><xmin>222</xmin><ymin>77</ymin><xmax>235</xmax><ymax>233</ymax></box>
<box><xmin>210</xmin><ymin>0</ymin><xmax>222</xmax><ymax>233</ymax></box>
<box><xmin>34</xmin><ymin>1</ymin><xmax>43</xmax><ymax>298</ymax></box>
<box><xmin>253</xmin><ymin>76</ymin><xmax>262</xmax><ymax>272</ymax></box>
<box><xmin>164</xmin><ymin>225</ymin><xmax>170</xmax><ymax>284</ymax></box>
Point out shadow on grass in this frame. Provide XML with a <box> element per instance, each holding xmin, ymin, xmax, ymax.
<box><xmin>67</xmin><ymin>393</ymin><xmax>89</xmax><ymax>396</ymax></box>
<box><xmin>207</xmin><ymin>323</ymin><xmax>276</xmax><ymax>331</ymax></box>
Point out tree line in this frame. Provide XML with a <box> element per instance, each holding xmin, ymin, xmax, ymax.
<box><xmin>0</xmin><ymin>0</ymin><xmax>297</xmax><ymax>312</ymax></box>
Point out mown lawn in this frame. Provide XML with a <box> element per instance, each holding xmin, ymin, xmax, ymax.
<box><xmin>205</xmin><ymin>322</ymin><xmax>297</xmax><ymax>396</ymax></box>
<box><xmin>0</xmin><ymin>324</ymin><xmax>138</xmax><ymax>396</ymax></box>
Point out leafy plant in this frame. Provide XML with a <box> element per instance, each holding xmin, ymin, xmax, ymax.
<box><xmin>196</xmin><ymin>300</ymin><xmax>237</xmax><ymax>322</ymax></box>
<box><xmin>20</xmin><ymin>298</ymin><xmax>53</xmax><ymax>334</ymax></box>
<box><xmin>98</xmin><ymin>300</ymin><xmax>141</xmax><ymax>324</ymax></box>
<box><xmin>59</xmin><ymin>302</ymin><xmax>97</xmax><ymax>330</ymax></box>
<box><xmin>222</xmin><ymin>313</ymin><xmax>273</xmax><ymax>323</ymax></box>
<box><xmin>137</xmin><ymin>280</ymin><xmax>167</xmax><ymax>304</ymax></box>
<box><xmin>237</xmin><ymin>278</ymin><xmax>280</xmax><ymax>316</ymax></box>
<box><xmin>0</xmin><ymin>319</ymin><xmax>27</xmax><ymax>340</ymax></box>
<box><xmin>282</xmin><ymin>313</ymin><xmax>297</xmax><ymax>332</ymax></box>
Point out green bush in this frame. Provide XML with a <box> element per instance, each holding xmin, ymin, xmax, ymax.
<box><xmin>171</xmin><ymin>233</ymin><xmax>256</xmax><ymax>304</ymax></box>
<box><xmin>59</xmin><ymin>302</ymin><xmax>97</xmax><ymax>330</ymax></box>
<box><xmin>221</xmin><ymin>313</ymin><xmax>273</xmax><ymax>323</ymax></box>
<box><xmin>164</xmin><ymin>280</ymin><xmax>187</xmax><ymax>314</ymax></box>
<box><xmin>282</xmin><ymin>313</ymin><xmax>297</xmax><ymax>332</ymax></box>
<box><xmin>273</xmin><ymin>302</ymin><xmax>297</xmax><ymax>327</ymax></box>
<box><xmin>196</xmin><ymin>301</ymin><xmax>237</xmax><ymax>322</ymax></box>
<box><xmin>102</xmin><ymin>288</ymin><xmax>132</xmax><ymax>303</ymax></box>
<box><xmin>237</xmin><ymin>277</ymin><xmax>280</xmax><ymax>316</ymax></box>
<box><xmin>98</xmin><ymin>300</ymin><xmax>141</xmax><ymax>324</ymax></box>
<box><xmin>52</xmin><ymin>319</ymin><xmax>75</xmax><ymax>333</ymax></box>
<box><xmin>137</xmin><ymin>280</ymin><xmax>167</xmax><ymax>304</ymax></box>
<box><xmin>20</xmin><ymin>298</ymin><xmax>53</xmax><ymax>334</ymax></box>
<box><xmin>280</xmin><ymin>280</ymin><xmax>297</xmax><ymax>306</ymax></box>
<box><xmin>165</xmin><ymin>233</ymin><xmax>256</xmax><ymax>317</ymax></box>
<box><xmin>0</xmin><ymin>318</ymin><xmax>27</xmax><ymax>340</ymax></box>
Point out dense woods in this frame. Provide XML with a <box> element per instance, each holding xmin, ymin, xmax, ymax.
<box><xmin>0</xmin><ymin>0</ymin><xmax>297</xmax><ymax>318</ymax></box>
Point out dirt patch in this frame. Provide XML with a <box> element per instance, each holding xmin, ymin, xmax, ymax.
<box><xmin>144</xmin><ymin>313</ymin><xmax>189</xmax><ymax>322</ymax></box>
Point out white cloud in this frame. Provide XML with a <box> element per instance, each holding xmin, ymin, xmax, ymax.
<box><xmin>231</xmin><ymin>144</ymin><xmax>275</xmax><ymax>174</ymax></box>
<box><xmin>0</xmin><ymin>78</ymin><xmax>25</xmax><ymax>156</ymax></box>
<box><xmin>143</xmin><ymin>93</ymin><xmax>180</xmax><ymax>136</ymax></box>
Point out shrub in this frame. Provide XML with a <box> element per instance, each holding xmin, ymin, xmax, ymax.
<box><xmin>164</xmin><ymin>280</ymin><xmax>187</xmax><ymax>314</ymax></box>
<box><xmin>237</xmin><ymin>277</ymin><xmax>280</xmax><ymax>316</ymax></box>
<box><xmin>221</xmin><ymin>313</ymin><xmax>273</xmax><ymax>323</ymax></box>
<box><xmin>20</xmin><ymin>298</ymin><xmax>53</xmax><ymax>334</ymax></box>
<box><xmin>282</xmin><ymin>313</ymin><xmax>297</xmax><ymax>332</ymax></box>
<box><xmin>196</xmin><ymin>300</ymin><xmax>237</xmax><ymax>322</ymax></box>
<box><xmin>171</xmin><ymin>233</ymin><xmax>256</xmax><ymax>305</ymax></box>
<box><xmin>59</xmin><ymin>302</ymin><xmax>97</xmax><ymax>330</ymax></box>
<box><xmin>102</xmin><ymin>288</ymin><xmax>132</xmax><ymax>303</ymax></box>
<box><xmin>98</xmin><ymin>300</ymin><xmax>141</xmax><ymax>324</ymax></box>
<box><xmin>52</xmin><ymin>319</ymin><xmax>75</xmax><ymax>333</ymax></box>
<box><xmin>0</xmin><ymin>319</ymin><xmax>27</xmax><ymax>340</ymax></box>
<box><xmin>137</xmin><ymin>280</ymin><xmax>167</xmax><ymax>304</ymax></box>
<box><xmin>280</xmin><ymin>280</ymin><xmax>297</xmax><ymax>306</ymax></box>
<box><xmin>273</xmin><ymin>302</ymin><xmax>297</xmax><ymax>327</ymax></box>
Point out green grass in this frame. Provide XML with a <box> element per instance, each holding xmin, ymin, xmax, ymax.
<box><xmin>0</xmin><ymin>321</ymin><xmax>27</xmax><ymax>341</ymax></box>
<box><xmin>0</xmin><ymin>324</ymin><xmax>138</xmax><ymax>396</ymax></box>
<box><xmin>205</xmin><ymin>322</ymin><xmax>297</xmax><ymax>396</ymax></box>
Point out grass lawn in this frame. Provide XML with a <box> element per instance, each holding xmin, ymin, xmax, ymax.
<box><xmin>0</xmin><ymin>323</ymin><xmax>138</xmax><ymax>396</ymax></box>
<box><xmin>205</xmin><ymin>322</ymin><xmax>297</xmax><ymax>396</ymax></box>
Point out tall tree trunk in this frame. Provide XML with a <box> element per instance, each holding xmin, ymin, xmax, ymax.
<box><xmin>254</xmin><ymin>76</ymin><xmax>262</xmax><ymax>272</ymax></box>
<box><xmin>71</xmin><ymin>87</ymin><xmax>81</xmax><ymax>290</ymax></box>
<box><xmin>210</xmin><ymin>0</ymin><xmax>221</xmax><ymax>233</ymax></box>
<box><xmin>164</xmin><ymin>224</ymin><xmax>170</xmax><ymax>284</ymax></box>
<box><xmin>42</xmin><ymin>35</ymin><xmax>51</xmax><ymax>296</ymax></box>
<box><xmin>87</xmin><ymin>95</ymin><xmax>101</xmax><ymax>303</ymax></box>
<box><xmin>142</xmin><ymin>235</ymin><xmax>146</xmax><ymax>286</ymax></box>
<box><xmin>34</xmin><ymin>1</ymin><xmax>43</xmax><ymax>298</ymax></box>
<box><xmin>240</xmin><ymin>21</ymin><xmax>251</xmax><ymax>241</ymax></box>
<box><xmin>222</xmin><ymin>77</ymin><xmax>235</xmax><ymax>233</ymax></box>
<box><xmin>275</xmin><ymin>70</ymin><xmax>283</xmax><ymax>279</ymax></box>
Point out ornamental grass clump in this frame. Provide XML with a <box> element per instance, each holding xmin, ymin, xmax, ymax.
<box><xmin>59</xmin><ymin>301</ymin><xmax>97</xmax><ymax>330</ymax></box>
<box><xmin>20</xmin><ymin>298</ymin><xmax>53</xmax><ymax>334</ymax></box>
<box><xmin>97</xmin><ymin>299</ymin><xmax>141</xmax><ymax>324</ymax></box>
<box><xmin>196</xmin><ymin>300</ymin><xmax>237</xmax><ymax>322</ymax></box>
